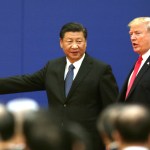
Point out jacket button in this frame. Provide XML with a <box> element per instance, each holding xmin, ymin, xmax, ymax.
<box><xmin>64</xmin><ymin>104</ymin><xmax>67</xmax><ymax>107</ymax></box>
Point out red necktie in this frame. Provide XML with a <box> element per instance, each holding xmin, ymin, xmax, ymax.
<box><xmin>125</xmin><ymin>56</ymin><xmax>143</xmax><ymax>99</ymax></box>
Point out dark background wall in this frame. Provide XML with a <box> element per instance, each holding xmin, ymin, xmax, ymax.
<box><xmin>0</xmin><ymin>0</ymin><xmax>149</xmax><ymax>107</ymax></box>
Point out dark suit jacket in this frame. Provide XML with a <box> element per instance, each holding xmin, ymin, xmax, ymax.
<box><xmin>0</xmin><ymin>53</ymin><xmax>118</xmax><ymax>150</ymax></box>
<box><xmin>118</xmin><ymin>56</ymin><xmax>150</xmax><ymax>107</ymax></box>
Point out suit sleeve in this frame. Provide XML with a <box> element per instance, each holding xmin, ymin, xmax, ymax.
<box><xmin>0</xmin><ymin>63</ymin><xmax>48</xmax><ymax>94</ymax></box>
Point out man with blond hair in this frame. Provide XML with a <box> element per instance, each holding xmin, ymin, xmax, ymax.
<box><xmin>118</xmin><ymin>17</ymin><xmax>150</xmax><ymax>106</ymax></box>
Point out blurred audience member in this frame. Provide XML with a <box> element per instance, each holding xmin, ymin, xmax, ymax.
<box><xmin>0</xmin><ymin>103</ymin><xmax>15</xmax><ymax>149</ymax></box>
<box><xmin>97</xmin><ymin>104</ymin><xmax>125</xmax><ymax>150</ymax></box>
<box><xmin>23</xmin><ymin>109</ymin><xmax>91</xmax><ymax>150</ymax></box>
<box><xmin>6</xmin><ymin>97</ymin><xmax>40</xmax><ymax>150</ymax></box>
<box><xmin>113</xmin><ymin>104</ymin><xmax>150</xmax><ymax>150</ymax></box>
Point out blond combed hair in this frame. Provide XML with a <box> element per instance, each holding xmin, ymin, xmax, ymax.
<box><xmin>128</xmin><ymin>17</ymin><xmax>150</xmax><ymax>31</ymax></box>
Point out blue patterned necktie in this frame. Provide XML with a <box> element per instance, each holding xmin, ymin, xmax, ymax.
<box><xmin>65</xmin><ymin>64</ymin><xmax>75</xmax><ymax>97</ymax></box>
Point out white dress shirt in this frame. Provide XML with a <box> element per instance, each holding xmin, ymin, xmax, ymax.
<box><xmin>64</xmin><ymin>53</ymin><xmax>85</xmax><ymax>80</ymax></box>
<box><xmin>127</xmin><ymin>49</ymin><xmax>150</xmax><ymax>86</ymax></box>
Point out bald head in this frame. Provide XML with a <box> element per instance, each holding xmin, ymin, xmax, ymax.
<box><xmin>115</xmin><ymin>104</ymin><xmax>150</xmax><ymax>143</ymax></box>
<box><xmin>120</xmin><ymin>104</ymin><xmax>149</xmax><ymax>122</ymax></box>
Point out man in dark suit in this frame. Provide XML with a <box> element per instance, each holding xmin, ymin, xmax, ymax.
<box><xmin>118</xmin><ymin>17</ymin><xmax>150</xmax><ymax>106</ymax></box>
<box><xmin>0</xmin><ymin>22</ymin><xmax>119</xmax><ymax>150</ymax></box>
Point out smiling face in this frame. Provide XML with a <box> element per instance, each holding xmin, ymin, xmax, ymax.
<box><xmin>129</xmin><ymin>23</ymin><xmax>150</xmax><ymax>55</ymax></box>
<box><xmin>60</xmin><ymin>31</ymin><xmax>87</xmax><ymax>63</ymax></box>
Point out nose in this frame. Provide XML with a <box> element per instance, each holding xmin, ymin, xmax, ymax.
<box><xmin>71</xmin><ymin>42</ymin><xmax>78</xmax><ymax>49</ymax></box>
<box><xmin>130</xmin><ymin>33</ymin><xmax>136</xmax><ymax>40</ymax></box>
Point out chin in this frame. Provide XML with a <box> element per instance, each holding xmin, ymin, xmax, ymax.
<box><xmin>133</xmin><ymin>49</ymin><xmax>141</xmax><ymax>54</ymax></box>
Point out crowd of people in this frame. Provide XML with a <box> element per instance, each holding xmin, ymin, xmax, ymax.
<box><xmin>1</xmin><ymin>100</ymin><xmax>150</xmax><ymax>150</ymax></box>
<box><xmin>1</xmin><ymin>16</ymin><xmax>150</xmax><ymax>150</ymax></box>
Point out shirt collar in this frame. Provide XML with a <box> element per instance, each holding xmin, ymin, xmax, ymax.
<box><xmin>141</xmin><ymin>49</ymin><xmax>150</xmax><ymax>61</ymax></box>
<box><xmin>66</xmin><ymin>53</ymin><xmax>85</xmax><ymax>69</ymax></box>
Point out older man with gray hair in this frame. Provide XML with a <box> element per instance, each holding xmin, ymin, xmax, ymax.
<box><xmin>118</xmin><ymin>17</ymin><xmax>150</xmax><ymax>106</ymax></box>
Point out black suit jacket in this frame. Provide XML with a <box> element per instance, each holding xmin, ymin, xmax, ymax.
<box><xmin>118</xmin><ymin>56</ymin><xmax>150</xmax><ymax>106</ymax></box>
<box><xmin>0</xmin><ymin>53</ymin><xmax>119</xmax><ymax>150</ymax></box>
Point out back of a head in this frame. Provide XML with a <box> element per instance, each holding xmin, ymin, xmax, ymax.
<box><xmin>6</xmin><ymin>98</ymin><xmax>39</xmax><ymax>113</ymax></box>
<box><xmin>23</xmin><ymin>109</ymin><xmax>62</xmax><ymax>150</ymax></box>
<box><xmin>63</xmin><ymin>121</ymin><xmax>91</xmax><ymax>150</ymax></box>
<box><xmin>0</xmin><ymin>104</ymin><xmax>15</xmax><ymax>141</ymax></box>
<box><xmin>6</xmin><ymin>98</ymin><xmax>39</xmax><ymax>132</ymax></box>
<box><xmin>23</xmin><ymin>109</ymin><xmax>90</xmax><ymax>150</ymax></box>
<box><xmin>115</xmin><ymin>104</ymin><xmax>150</xmax><ymax>143</ymax></box>
<box><xmin>97</xmin><ymin>104</ymin><xmax>125</xmax><ymax>142</ymax></box>
<box><xmin>3</xmin><ymin>98</ymin><xmax>40</xmax><ymax>149</ymax></box>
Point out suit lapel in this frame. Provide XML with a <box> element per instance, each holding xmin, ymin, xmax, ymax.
<box><xmin>128</xmin><ymin>56</ymin><xmax>150</xmax><ymax>97</ymax></box>
<box><xmin>66</xmin><ymin>54</ymin><xmax>93</xmax><ymax>99</ymax></box>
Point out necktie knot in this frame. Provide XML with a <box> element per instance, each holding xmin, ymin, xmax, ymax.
<box><xmin>137</xmin><ymin>56</ymin><xmax>143</xmax><ymax>64</ymax></box>
<box><xmin>69</xmin><ymin>64</ymin><xmax>75</xmax><ymax>70</ymax></box>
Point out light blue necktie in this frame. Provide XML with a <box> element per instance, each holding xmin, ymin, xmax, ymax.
<box><xmin>65</xmin><ymin>64</ymin><xmax>75</xmax><ymax>97</ymax></box>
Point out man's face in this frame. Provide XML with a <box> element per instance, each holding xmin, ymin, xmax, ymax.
<box><xmin>60</xmin><ymin>32</ymin><xmax>87</xmax><ymax>63</ymax></box>
<box><xmin>129</xmin><ymin>23</ymin><xmax>150</xmax><ymax>55</ymax></box>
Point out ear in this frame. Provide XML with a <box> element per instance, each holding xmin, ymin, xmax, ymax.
<box><xmin>100</xmin><ymin>133</ymin><xmax>111</xmax><ymax>146</ymax></box>
<box><xmin>60</xmin><ymin>38</ymin><xmax>63</xmax><ymax>49</ymax></box>
<box><xmin>112</xmin><ymin>130</ymin><xmax>122</xmax><ymax>143</ymax></box>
